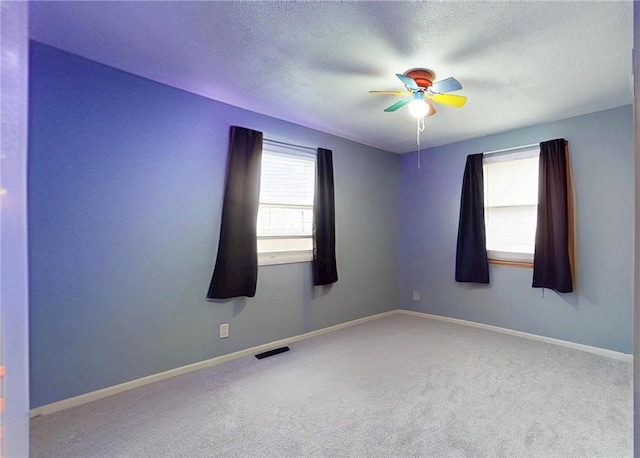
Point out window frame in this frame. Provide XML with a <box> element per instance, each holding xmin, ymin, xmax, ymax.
<box><xmin>257</xmin><ymin>141</ymin><xmax>316</xmax><ymax>267</ymax></box>
<box><xmin>483</xmin><ymin>147</ymin><xmax>540</xmax><ymax>268</ymax></box>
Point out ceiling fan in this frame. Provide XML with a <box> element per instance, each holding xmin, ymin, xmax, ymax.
<box><xmin>369</xmin><ymin>68</ymin><xmax>467</xmax><ymax>118</ymax></box>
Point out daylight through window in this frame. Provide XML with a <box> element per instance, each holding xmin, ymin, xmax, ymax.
<box><xmin>483</xmin><ymin>147</ymin><xmax>539</xmax><ymax>264</ymax></box>
<box><xmin>257</xmin><ymin>141</ymin><xmax>316</xmax><ymax>265</ymax></box>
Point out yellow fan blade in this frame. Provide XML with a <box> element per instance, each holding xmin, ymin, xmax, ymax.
<box><xmin>429</xmin><ymin>93</ymin><xmax>467</xmax><ymax>108</ymax></box>
<box><xmin>369</xmin><ymin>90</ymin><xmax>411</xmax><ymax>96</ymax></box>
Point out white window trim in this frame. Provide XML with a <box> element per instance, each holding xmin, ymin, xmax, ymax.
<box><xmin>258</xmin><ymin>250</ymin><xmax>313</xmax><ymax>266</ymax></box>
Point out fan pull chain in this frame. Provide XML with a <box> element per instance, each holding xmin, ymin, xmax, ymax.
<box><xmin>416</xmin><ymin>117</ymin><xmax>425</xmax><ymax>169</ymax></box>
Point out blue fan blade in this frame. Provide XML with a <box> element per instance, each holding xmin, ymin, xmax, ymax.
<box><xmin>395</xmin><ymin>73</ymin><xmax>419</xmax><ymax>91</ymax></box>
<box><xmin>430</xmin><ymin>77</ymin><xmax>462</xmax><ymax>94</ymax></box>
<box><xmin>384</xmin><ymin>98</ymin><xmax>411</xmax><ymax>112</ymax></box>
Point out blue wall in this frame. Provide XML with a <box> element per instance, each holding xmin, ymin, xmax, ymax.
<box><xmin>398</xmin><ymin>105</ymin><xmax>634</xmax><ymax>353</ymax></box>
<box><xmin>28</xmin><ymin>42</ymin><xmax>399</xmax><ymax>408</ymax></box>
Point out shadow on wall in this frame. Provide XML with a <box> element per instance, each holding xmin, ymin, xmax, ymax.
<box><xmin>457</xmin><ymin>283</ymin><xmax>491</xmax><ymax>291</ymax></box>
<box><xmin>206</xmin><ymin>296</ymin><xmax>247</xmax><ymax>317</ymax></box>
<box><xmin>205</xmin><ymin>268</ymin><xmax>332</xmax><ymax>333</ymax></box>
<box><xmin>548</xmin><ymin>289</ymin><xmax>579</xmax><ymax>310</ymax></box>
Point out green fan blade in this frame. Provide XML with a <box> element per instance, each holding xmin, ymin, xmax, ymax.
<box><xmin>384</xmin><ymin>98</ymin><xmax>411</xmax><ymax>112</ymax></box>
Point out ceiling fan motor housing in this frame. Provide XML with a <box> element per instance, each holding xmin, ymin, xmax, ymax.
<box><xmin>404</xmin><ymin>68</ymin><xmax>435</xmax><ymax>90</ymax></box>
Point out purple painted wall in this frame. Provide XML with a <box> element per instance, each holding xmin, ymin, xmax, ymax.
<box><xmin>398</xmin><ymin>105</ymin><xmax>633</xmax><ymax>353</ymax></box>
<box><xmin>28</xmin><ymin>42</ymin><xmax>399</xmax><ymax>408</ymax></box>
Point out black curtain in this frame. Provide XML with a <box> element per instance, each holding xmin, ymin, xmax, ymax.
<box><xmin>532</xmin><ymin>138</ymin><xmax>573</xmax><ymax>293</ymax></box>
<box><xmin>207</xmin><ymin>126</ymin><xmax>263</xmax><ymax>299</ymax></box>
<box><xmin>455</xmin><ymin>153</ymin><xmax>489</xmax><ymax>283</ymax></box>
<box><xmin>313</xmin><ymin>148</ymin><xmax>338</xmax><ymax>286</ymax></box>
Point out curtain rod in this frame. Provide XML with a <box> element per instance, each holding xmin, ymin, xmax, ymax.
<box><xmin>263</xmin><ymin>138</ymin><xmax>317</xmax><ymax>152</ymax></box>
<box><xmin>483</xmin><ymin>142</ymin><xmax>539</xmax><ymax>157</ymax></box>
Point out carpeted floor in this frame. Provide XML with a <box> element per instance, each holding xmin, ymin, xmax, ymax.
<box><xmin>30</xmin><ymin>314</ymin><xmax>632</xmax><ymax>457</ymax></box>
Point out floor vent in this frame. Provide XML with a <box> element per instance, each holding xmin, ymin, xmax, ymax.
<box><xmin>255</xmin><ymin>346</ymin><xmax>290</xmax><ymax>360</ymax></box>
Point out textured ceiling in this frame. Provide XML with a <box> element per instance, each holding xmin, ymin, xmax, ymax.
<box><xmin>29</xmin><ymin>1</ymin><xmax>633</xmax><ymax>154</ymax></box>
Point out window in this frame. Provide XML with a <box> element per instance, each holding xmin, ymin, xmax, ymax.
<box><xmin>483</xmin><ymin>147</ymin><xmax>539</xmax><ymax>265</ymax></box>
<box><xmin>257</xmin><ymin>141</ymin><xmax>316</xmax><ymax>266</ymax></box>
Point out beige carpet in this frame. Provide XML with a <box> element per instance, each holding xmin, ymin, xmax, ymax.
<box><xmin>31</xmin><ymin>314</ymin><xmax>632</xmax><ymax>457</ymax></box>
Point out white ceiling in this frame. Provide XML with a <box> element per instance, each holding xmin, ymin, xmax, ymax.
<box><xmin>29</xmin><ymin>1</ymin><xmax>633</xmax><ymax>154</ymax></box>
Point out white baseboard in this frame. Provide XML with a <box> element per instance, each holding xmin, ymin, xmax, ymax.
<box><xmin>396</xmin><ymin>309</ymin><xmax>633</xmax><ymax>363</ymax></box>
<box><xmin>29</xmin><ymin>310</ymin><xmax>397</xmax><ymax>417</ymax></box>
<box><xmin>31</xmin><ymin>308</ymin><xmax>631</xmax><ymax>417</ymax></box>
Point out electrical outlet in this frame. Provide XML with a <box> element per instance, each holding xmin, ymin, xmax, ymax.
<box><xmin>413</xmin><ymin>290</ymin><xmax>420</xmax><ymax>301</ymax></box>
<box><xmin>219</xmin><ymin>323</ymin><xmax>229</xmax><ymax>339</ymax></box>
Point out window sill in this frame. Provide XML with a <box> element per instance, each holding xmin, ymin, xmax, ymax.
<box><xmin>487</xmin><ymin>250</ymin><xmax>533</xmax><ymax>269</ymax></box>
<box><xmin>258</xmin><ymin>250</ymin><xmax>312</xmax><ymax>267</ymax></box>
<box><xmin>488</xmin><ymin>259</ymin><xmax>533</xmax><ymax>269</ymax></box>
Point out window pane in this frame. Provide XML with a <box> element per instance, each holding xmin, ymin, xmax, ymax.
<box><xmin>485</xmin><ymin>205</ymin><xmax>538</xmax><ymax>254</ymax></box>
<box><xmin>257</xmin><ymin>205</ymin><xmax>313</xmax><ymax>237</ymax></box>
<box><xmin>484</xmin><ymin>156</ymin><xmax>539</xmax><ymax>207</ymax></box>
<box><xmin>257</xmin><ymin>144</ymin><xmax>316</xmax><ymax>259</ymax></box>
<box><xmin>483</xmin><ymin>149</ymin><xmax>539</xmax><ymax>258</ymax></box>
<box><xmin>259</xmin><ymin>149</ymin><xmax>315</xmax><ymax>206</ymax></box>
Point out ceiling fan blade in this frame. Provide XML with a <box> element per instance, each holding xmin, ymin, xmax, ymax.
<box><xmin>395</xmin><ymin>73</ymin><xmax>419</xmax><ymax>91</ymax></box>
<box><xmin>430</xmin><ymin>77</ymin><xmax>462</xmax><ymax>94</ymax></box>
<box><xmin>383</xmin><ymin>98</ymin><xmax>411</xmax><ymax>112</ymax></box>
<box><xmin>429</xmin><ymin>93</ymin><xmax>467</xmax><ymax>108</ymax></box>
<box><xmin>369</xmin><ymin>90</ymin><xmax>411</xmax><ymax>96</ymax></box>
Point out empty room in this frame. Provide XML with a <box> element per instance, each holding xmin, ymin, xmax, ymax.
<box><xmin>2</xmin><ymin>1</ymin><xmax>639</xmax><ymax>457</ymax></box>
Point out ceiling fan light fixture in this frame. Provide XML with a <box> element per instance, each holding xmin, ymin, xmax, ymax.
<box><xmin>408</xmin><ymin>99</ymin><xmax>430</xmax><ymax>119</ymax></box>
